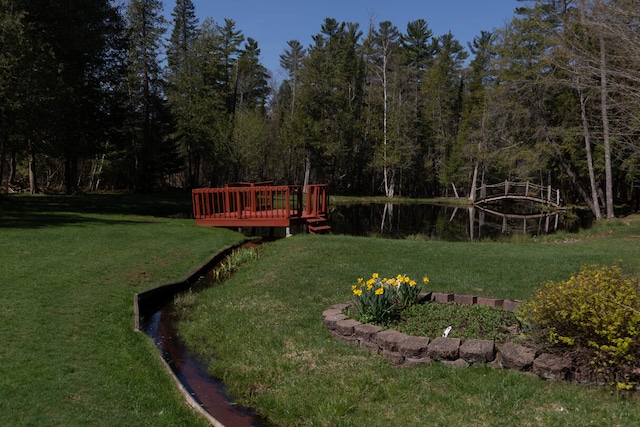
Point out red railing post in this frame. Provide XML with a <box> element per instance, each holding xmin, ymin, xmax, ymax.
<box><xmin>202</xmin><ymin>190</ymin><xmax>209</xmax><ymax>217</ymax></box>
<box><xmin>224</xmin><ymin>187</ymin><xmax>230</xmax><ymax>218</ymax></box>
<box><xmin>191</xmin><ymin>190</ymin><xmax>199</xmax><ymax>218</ymax></box>
<box><xmin>236</xmin><ymin>189</ymin><xmax>242</xmax><ymax>218</ymax></box>
<box><xmin>285</xmin><ymin>186</ymin><xmax>291</xmax><ymax>218</ymax></box>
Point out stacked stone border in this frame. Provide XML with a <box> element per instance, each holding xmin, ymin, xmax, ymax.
<box><xmin>323</xmin><ymin>292</ymin><xmax>593</xmax><ymax>384</ymax></box>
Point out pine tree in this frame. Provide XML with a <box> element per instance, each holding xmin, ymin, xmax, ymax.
<box><xmin>235</xmin><ymin>38</ymin><xmax>271</xmax><ymax>111</ymax></box>
<box><xmin>166</xmin><ymin>0</ymin><xmax>199</xmax><ymax>187</ymax></box>
<box><xmin>125</xmin><ymin>0</ymin><xmax>168</xmax><ymax>191</ymax></box>
<box><xmin>298</xmin><ymin>19</ymin><xmax>366</xmax><ymax>192</ymax></box>
<box><xmin>421</xmin><ymin>32</ymin><xmax>468</xmax><ymax>194</ymax></box>
<box><xmin>0</xmin><ymin>0</ymin><xmax>26</xmax><ymax>191</ymax></box>
<box><xmin>457</xmin><ymin>31</ymin><xmax>496</xmax><ymax>200</ymax></box>
<box><xmin>3</xmin><ymin>0</ymin><xmax>127</xmax><ymax>193</ymax></box>
<box><xmin>279</xmin><ymin>40</ymin><xmax>306</xmax><ymax>115</ymax></box>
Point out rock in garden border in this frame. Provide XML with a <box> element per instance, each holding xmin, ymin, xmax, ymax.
<box><xmin>323</xmin><ymin>292</ymin><xmax>626</xmax><ymax>387</ymax></box>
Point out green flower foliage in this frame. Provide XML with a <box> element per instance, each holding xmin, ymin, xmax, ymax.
<box><xmin>519</xmin><ymin>264</ymin><xmax>640</xmax><ymax>387</ymax></box>
<box><xmin>349</xmin><ymin>273</ymin><xmax>427</xmax><ymax>325</ymax></box>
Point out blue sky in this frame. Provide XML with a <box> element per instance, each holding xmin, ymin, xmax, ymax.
<box><xmin>163</xmin><ymin>0</ymin><xmax>523</xmax><ymax>78</ymax></box>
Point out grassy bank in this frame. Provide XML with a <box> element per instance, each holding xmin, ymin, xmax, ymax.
<box><xmin>0</xmin><ymin>193</ymin><xmax>245</xmax><ymax>426</ymax></box>
<box><xmin>178</xmin><ymin>218</ymin><xmax>640</xmax><ymax>426</ymax></box>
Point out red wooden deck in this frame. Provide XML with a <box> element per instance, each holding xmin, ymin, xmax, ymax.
<box><xmin>192</xmin><ymin>183</ymin><xmax>330</xmax><ymax>233</ymax></box>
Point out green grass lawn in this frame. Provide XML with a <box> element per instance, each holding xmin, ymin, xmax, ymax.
<box><xmin>177</xmin><ymin>218</ymin><xmax>640</xmax><ymax>426</ymax></box>
<box><xmin>3</xmin><ymin>193</ymin><xmax>640</xmax><ymax>426</ymax></box>
<box><xmin>0</xmin><ymin>193</ymin><xmax>245</xmax><ymax>426</ymax></box>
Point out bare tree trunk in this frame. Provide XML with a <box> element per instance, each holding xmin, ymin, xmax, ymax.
<box><xmin>0</xmin><ymin>131</ymin><xmax>5</xmax><ymax>193</ymax></box>
<box><xmin>64</xmin><ymin>155</ymin><xmax>78</xmax><ymax>194</ymax></box>
<box><xmin>302</xmin><ymin>150</ymin><xmax>311</xmax><ymax>193</ymax></box>
<box><xmin>382</xmin><ymin>49</ymin><xmax>392</xmax><ymax>198</ymax></box>
<box><xmin>599</xmin><ymin>33</ymin><xmax>615</xmax><ymax>218</ymax></box>
<box><xmin>9</xmin><ymin>149</ymin><xmax>16</xmax><ymax>186</ymax></box>
<box><xmin>579</xmin><ymin>87</ymin><xmax>602</xmax><ymax>219</ymax></box>
<box><xmin>28</xmin><ymin>141</ymin><xmax>37</xmax><ymax>194</ymax></box>
<box><xmin>469</xmin><ymin>163</ymin><xmax>478</xmax><ymax>201</ymax></box>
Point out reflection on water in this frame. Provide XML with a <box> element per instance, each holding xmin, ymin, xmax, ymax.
<box><xmin>330</xmin><ymin>201</ymin><xmax>592</xmax><ymax>241</ymax></box>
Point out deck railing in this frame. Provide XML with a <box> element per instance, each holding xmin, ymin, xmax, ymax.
<box><xmin>192</xmin><ymin>185</ymin><xmax>304</xmax><ymax>221</ymax></box>
<box><xmin>305</xmin><ymin>184</ymin><xmax>329</xmax><ymax>218</ymax></box>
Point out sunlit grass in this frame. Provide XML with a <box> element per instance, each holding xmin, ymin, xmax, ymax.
<box><xmin>178</xmin><ymin>219</ymin><xmax>640</xmax><ymax>426</ymax></box>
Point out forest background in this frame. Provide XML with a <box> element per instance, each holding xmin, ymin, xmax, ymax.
<box><xmin>1</xmin><ymin>0</ymin><xmax>639</xmax><ymax>220</ymax></box>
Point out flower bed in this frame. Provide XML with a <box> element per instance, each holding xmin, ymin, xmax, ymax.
<box><xmin>323</xmin><ymin>291</ymin><xmax>637</xmax><ymax>388</ymax></box>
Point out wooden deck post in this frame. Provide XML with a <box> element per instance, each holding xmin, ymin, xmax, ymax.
<box><xmin>224</xmin><ymin>188</ymin><xmax>231</xmax><ymax>217</ymax></box>
<box><xmin>285</xmin><ymin>186</ymin><xmax>291</xmax><ymax>218</ymax></box>
<box><xmin>236</xmin><ymin>190</ymin><xmax>242</xmax><ymax>217</ymax></box>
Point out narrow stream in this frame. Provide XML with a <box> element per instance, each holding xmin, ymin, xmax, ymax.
<box><xmin>138</xmin><ymin>248</ymin><xmax>268</xmax><ymax>427</ymax></box>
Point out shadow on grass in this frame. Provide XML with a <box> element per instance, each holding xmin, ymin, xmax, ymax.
<box><xmin>0</xmin><ymin>191</ymin><xmax>193</xmax><ymax>229</ymax></box>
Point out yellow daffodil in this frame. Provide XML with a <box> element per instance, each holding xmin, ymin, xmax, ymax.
<box><xmin>353</xmin><ymin>289</ymin><xmax>363</xmax><ymax>296</ymax></box>
<box><xmin>372</xmin><ymin>273</ymin><xmax>379</xmax><ymax>279</ymax></box>
<box><xmin>423</xmin><ymin>276</ymin><xmax>429</xmax><ymax>284</ymax></box>
<box><xmin>375</xmin><ymin>287</ymin><xmax>384</xmax><ymax>295</ymax></box>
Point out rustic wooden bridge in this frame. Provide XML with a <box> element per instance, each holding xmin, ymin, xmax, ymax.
<box><xmin>471</xmin><ymin>205</ymin><xmax>561</xmax><ymax>236</ymax></box>
<box><xmin>192</xmin><ymin>182</ymin><xmax>331</xmax><ymax>234</ymax></box>
<box><xmin>474</xmin><ymin>181</ymin><xmax>562</xmax><ymax>208</ymax></box>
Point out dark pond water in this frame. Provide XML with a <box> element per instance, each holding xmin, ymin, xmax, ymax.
<box><xmin>329</xmin><ymin>201</ymin><xmax>593</xmax><ymax>240</ymax></box>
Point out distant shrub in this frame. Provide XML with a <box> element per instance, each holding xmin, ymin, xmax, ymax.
<box><xmin>519</xmin><ymin>264</ymin><xmax>640</xmax><ymax>389</ymax></box>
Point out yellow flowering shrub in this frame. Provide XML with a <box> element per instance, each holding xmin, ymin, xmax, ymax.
<box><xmin>519</xmin><ymin>264</ymin><xmax>640</xmax><ymax>384</ymax></box>
<box><xmin>349</xmin><ymin>273</ymin><xmax>428</xmax><ymax>325</ymax></box>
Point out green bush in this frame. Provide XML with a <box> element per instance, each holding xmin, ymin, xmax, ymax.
<box><xmin>519</xmin><ymin>264</ymin><xmax>640</xmax><ymax>389</ymax></box>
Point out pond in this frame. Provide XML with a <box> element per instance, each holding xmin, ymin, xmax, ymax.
<box><xmin>329</xmin><ymin>201</ymin><xmax>593</xmax><ymax>240</ymax></box>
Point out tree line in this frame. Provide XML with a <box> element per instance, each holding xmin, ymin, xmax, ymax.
<box><xmin>0</xmin><ymin>0</ymin><xmax>638</xmax><ymax>218</ymax></box>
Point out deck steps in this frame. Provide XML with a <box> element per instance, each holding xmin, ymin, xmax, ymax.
<box><xmin>306</xmin><ymin>217</ymin><xmax>332</xmax><ymax>234</ymax></box>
